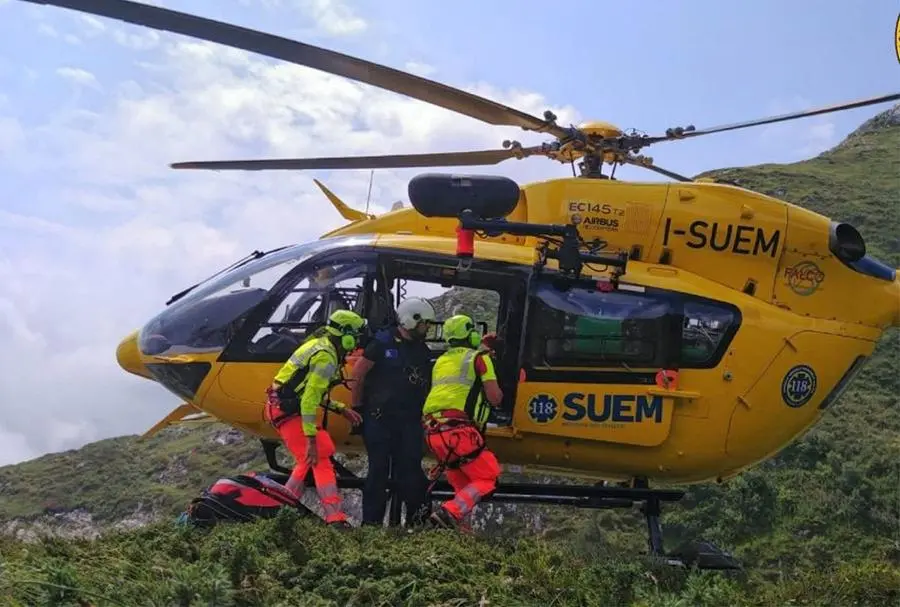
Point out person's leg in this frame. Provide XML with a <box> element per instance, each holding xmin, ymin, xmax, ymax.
<box><xmin>277</xmin><ymin>417</ymin><xmax>311</xmax><ymax>498</ymax></box>
<box><xmin>308</xmin><ymin>430</ymin><xmax>348</xmax><ymax>524</ymax></box>
<box><xmin>425</xmin><ymin>425</ymin><xmax>471</xmax><ymax>526</ymax></box>
<box><xmin>361</xmin><ymin>411</ymin><xmax>391</xmax><ymax>525</ymax></box>
<box><xmin>429</xmin><ymin>426</ymin><xmax>501</xmax><ymax>524</ymax></box>
<box><xmin>441</xmin><ymin>448</ymin><xmax>501</xmax><ymax>521</ymax></box>
<box><xmin>443</xmin><ymin>468</ymin><xmax>469</xmax><ymax>494</ymax></box>
<box><xmin>393</xmin><ymin>415</ymin><xmax>429</xmax><ymax>524</ymax></box>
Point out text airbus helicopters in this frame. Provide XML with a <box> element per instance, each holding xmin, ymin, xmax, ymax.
<box><xmin>24</xmin><ymin>0</ymin><xmax>900</xmax><ymax>569</ymax></box>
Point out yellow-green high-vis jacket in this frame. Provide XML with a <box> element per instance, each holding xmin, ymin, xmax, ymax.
<box><xmin>273</xmin><ymin>335</ymin><xmax>347</xmax><ymax>436</ymax></box>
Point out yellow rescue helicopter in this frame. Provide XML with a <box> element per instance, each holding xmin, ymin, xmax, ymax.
<box><xmin>24</xmin><ymin>0</ymin><xmax>900</xmax><ymax>570</ymax></box>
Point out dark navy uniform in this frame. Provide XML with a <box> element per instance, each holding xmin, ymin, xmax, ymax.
<box><xmin>360</xmin><ymin>326</ymin><xmax>434</xmax><ymax>525</ymax></box>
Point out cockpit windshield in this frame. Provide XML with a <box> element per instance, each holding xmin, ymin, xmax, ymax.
<box><xmin>138</xmin><ymin>235</ymin><xmax>374</xmax><ymax>357</ymax></box>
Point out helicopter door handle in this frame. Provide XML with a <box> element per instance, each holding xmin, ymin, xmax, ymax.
<box><xmin>646</xmin><ymin>387</ymin><xmax>701</xmax><ymax>400</ymax></box>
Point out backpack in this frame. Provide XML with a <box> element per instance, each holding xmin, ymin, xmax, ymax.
<box><xmin>178</xmin><ymin>472</ymin><xmax>311</xmax><ymax>527</ymax></box>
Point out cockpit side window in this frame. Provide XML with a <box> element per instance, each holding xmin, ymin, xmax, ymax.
<box><xmin>247</xmin><ymin>263</ymin><xmax>368</xmax><ymax>356</ymax></box>
<box><xmin>231</xmin><ymin>259</ymin><xmax>375</xmax><ymax>360</ymax></box>
<box><xmin>139</xmin><ymin>238</ymin><xmax>378</xmax><ymax>359</ymax></box>
<box><xmin>138</xmin><ymin>261</ymin><xmax>303</xmax><ymax>358</ymax></box>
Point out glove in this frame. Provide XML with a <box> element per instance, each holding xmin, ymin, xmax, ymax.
<box><xmin>481</xmin><ymin>332</ymin><xmax>502</xmax><ymax>353</ymax></box>
<box><xmin>349</xmin><ymin>405</ymin><xmax>365</xmax><ymax>435</ymax></box>
<box><xmin>342</xmin><ymin>407</ymin><xmax>363</xmax><ymax>427</ymax></box>
<box><xmin>323</xmin><ymin>398</ymin><xmax>348</xmax><ymax>412</ymax></box>
<box><xmin>265</xmin><ymin>386</ymin><xmax>281</xmax><ymax>406</ymax></box>
<box><xmin>323</xmin><ymin>399</ymin><xmax>361</xmax><ymax>425</ymax></box>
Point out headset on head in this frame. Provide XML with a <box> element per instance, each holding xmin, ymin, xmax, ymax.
<box><xmin>327</xmin><ymin>319</ymin><xmax>365</xmax><ymax>351</ymax></box>
<box><xmin>465</xmin><ymin>321</ymin><xmax>481</xmax><ymax>349</ymax></box>
<box><xmin>449</xmin><ymin>318</ymin><xmax>481</xmax><ymax>349</ymax></box>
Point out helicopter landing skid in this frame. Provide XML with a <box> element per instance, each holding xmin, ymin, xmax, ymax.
<box><xmin>259</xmin><ymin>439</ymin><xmax>740</xmax><ymax>571</ymax></box>
<box><xmin>261</xmin><ymin>439</ymin><xmax>293</xmax><ymax>475</ymax></box>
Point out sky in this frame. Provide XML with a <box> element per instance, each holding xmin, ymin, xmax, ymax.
<box><xmin>0</xmin><ymin>0</ymin><xmax>898</xmax><ymax>466</ymax></box>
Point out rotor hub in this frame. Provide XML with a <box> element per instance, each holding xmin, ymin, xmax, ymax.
<box><xmin>578</xmin><ymin>121</ymin><xmax>623</xmax><ymax>139</ymax></box>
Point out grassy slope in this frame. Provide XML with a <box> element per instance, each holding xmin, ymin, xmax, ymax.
<box><xmin>1</xmin><ymin>512</ymin><xmax>896</xmax><ymax>606</ymax></box>
<box><xmin>0</xmin><ymin>426</ymin><xmax>268</xmax><ymax>524</ymax></box>
<box><xmin>0</xmin><ymin>107</ymin><xmax>898</xmax><ymax>605</ymax></box>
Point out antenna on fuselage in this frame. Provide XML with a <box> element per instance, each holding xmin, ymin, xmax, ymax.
<box><xmin>365</xmin><ymin>169</ymin><xmax>374</xmax><ymax>216</ymax></box>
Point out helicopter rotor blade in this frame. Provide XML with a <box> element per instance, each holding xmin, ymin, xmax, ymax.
<box><xmin>645</xmin><ymin>92</ymin><xmax>900</xmax><ymax>145</ymax></box>
<box><xmin>20</xmin><ymin>0</ymin><xmax>572</xmax><ymax>140</ymax></box>
<box><xmin>169</xmin><ymin>148</ymin><xmax>548</xmax><ymax>171</ymax></box>
<box><xmin>618</xmin><ymin>157</ymin><xmax>692</xmax><ymax>182</ymax></box>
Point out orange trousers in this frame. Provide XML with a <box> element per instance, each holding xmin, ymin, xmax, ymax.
<box><xmin>266</xmin><ymin>403</ymin><xmax>347</xmax><ymax>523</ymax></box>
<box><xmin>425</xmin><ymin>423</ymin><xmax>501</xmax><ymax>521</ymax></box>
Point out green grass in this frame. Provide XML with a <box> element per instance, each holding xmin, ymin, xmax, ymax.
<box><xmin>1</xmin><ymin>511</ymin><xmax>896</xmax><ymax>606</ymax></box>
<box><xmin>0</xmin><ymin>426</ymin><xmax>269</xmax><ymax>524</ymax></box>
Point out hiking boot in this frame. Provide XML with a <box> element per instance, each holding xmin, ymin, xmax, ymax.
<box><xmin>408</xmin><ymin>504</ymin><xmax>433</xmax><ymax>528</ymax></box>
<box><xmin>428</xmin><ymin>508</ymin><xmax>459</xmax><ymax>529</ymax></box>
<box><xmin>327</xmin><ymin>520</ymin><xmax>353</xmax><ymax>530</ymax></box>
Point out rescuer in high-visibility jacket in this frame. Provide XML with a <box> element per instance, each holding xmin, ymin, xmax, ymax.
<box><xmin>421</xmin><ymin>314</ymin><xmax>504</xmax><ymax>529</ymax></box>
<box><xmin>264</xmin><ymin>309</ymin><xmax>366</xmax><ymax>527</ymax></box>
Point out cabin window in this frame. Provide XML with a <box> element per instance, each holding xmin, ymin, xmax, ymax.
<box><xmin>680</xmin><ymin>300</ymin><xmax>739</xmax><ymax>367</ymax></box>
<box><xmin>378</xmin><ymin>252</ymin><xmax>525</xmax><ymax>426</ymax></box>
<box><xmin>526</xmin><ymin>282</ymin><xmax>679</xmax><ymax>369</ymax></box>
<box><xmin>524</xmin><ymin>281</ymin><xmax>738</xmax><ymax>370</ymax></box>
<box><xmin>244</xmin><ymin>262</ymin><xmax>372</xmax><ymax>357</ymax></box>
<box><xmin>381</xmin><ymin>260</ymin><xmax>503</xmax><ymax>355</ymax></box>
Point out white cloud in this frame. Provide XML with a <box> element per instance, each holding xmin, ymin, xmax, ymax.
<box><xmin>37</xmin><ymin>22</ymin><xmax>58</xmax><ymax>38</ymax></box>
<box><xmin>293</xmin><ymin>0</ymin><xmax>367</xmax><ymax>36</ymax></box>
<box><xmin>232</xmin><ymin>0</ymin><xmax>367</xmax><ymax>36</ymax></box>
<box><xmin>0</xmin><ymin>116</ymin><xmax>24</xmax><ymax>153</ymax></box>
<box><xmin>0</xmin><ymin>429</ymin><xmax>35</xmax><ymax>467</ymax></box>
<box><xmin>0</xmin><ymin>11</ymin><xmax>580</xmax><ymax>465</ymax></box>
<box><xmin>55</xmin><ymin>66</ymin><xmax>99</xmax><ymax>88</ymax></box>
<box><xmin>758</xmin><ymin>96</ymin><xmax>839</xmax><ymax>159</ymax></box>
<box><xmin>405</xmin><ymin>61</ymin><xmax>436</xmax><ymax>77</ymax></box>
<box><xmin>78</xmin><ymin>14</ymin><xmax>107</xmax><ymax>33</ymax></box>
<box><xmin>112</xmin><ymin>27</ymin><xmax>161</xmax><ymax>51</ymax></box>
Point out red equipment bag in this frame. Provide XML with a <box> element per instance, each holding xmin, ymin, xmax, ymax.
<box><xmin>181</xmin><ymin>472</ymin><xmax>309</xmax><ymax>527</ymax></box>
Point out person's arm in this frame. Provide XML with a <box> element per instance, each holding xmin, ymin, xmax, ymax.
<box><xmin>350</xmin><ymin>339</ymin><xmax>382</xmax><ymax>408</ymax></box>
<box><xmin>297</xmin><ymin>351</ymin><xmax>338</xmax><ymax>436</ymax></box>
<box><xmin>423</xmin><ymin>351</ymin><xmax>435</xmax><ymax>392</ymax></box>
<box><xmin>270</xmin><ymin>345</ymin><xmax>306</xmax><ymax>393</ymax></box>
<box><xmin>474</xmin><ymin>353</ymin><xmax>503</xmax><ymax>406</ymax></box>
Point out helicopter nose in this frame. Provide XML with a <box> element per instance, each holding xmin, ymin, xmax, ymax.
<box><xmin>116</xmin><ymin>329</ymin><xmax>153</xmax><ymax>379</ymax></box>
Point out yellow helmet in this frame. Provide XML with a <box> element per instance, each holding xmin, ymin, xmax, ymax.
<box><xmin>442</xmin><ymin>314</ymin><xmax>480</xmax><ymax>348</ymax></box>
<box><xmin>326</xmin><ymin>309</ymin><xmax>366</xmax><ymax>350</ymax></box>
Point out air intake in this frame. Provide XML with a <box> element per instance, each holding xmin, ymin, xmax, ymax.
<box><xmin>828</xmin><ymin>222</ymin><xmax>866</xmax><ymax>263</ymax></box>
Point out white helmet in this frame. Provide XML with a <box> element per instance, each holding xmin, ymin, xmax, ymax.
<box><xmin>396</xmin><ymin>297</ymin><xmax>436</xmax><ymax>330</ymax></box>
